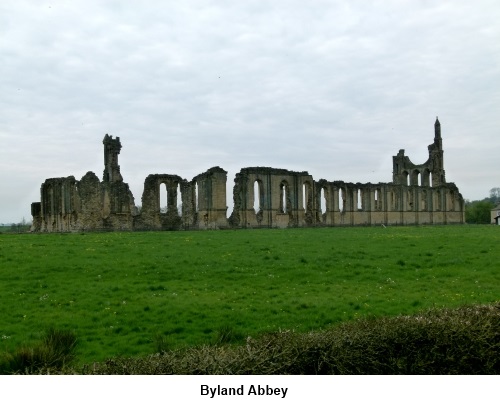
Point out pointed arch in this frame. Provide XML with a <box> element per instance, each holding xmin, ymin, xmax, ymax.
<box><xmin>422</xmin><ymin>169</ymin><xmax>431</xmax><ymax>187</ymax></box>
<box><xmin>320</xmin><ymin>187</ymin><xmax>327</xmax><ymax>214</ymax></box>
<box><xmin>302</xmin><ymin>181</ymin><xmax>312</xmax><ymax>212</ymax></box>
<box><xmin>160</xmin><ymin>183</ymin><xmax>168</xmax><ymax>213</ymax></box>
<box><xmin>195</xmin><ymin>182</ymin><xmax>199</xmax><ymax>212</ymax></box>
<box><xmin>253</xmin><ymin>180</ymin><xmax>263</xmax><ymax>213</ymax></box>
<box><xmin>176</xmin><ymin>183</ymin><xmax>182</xmax><ymax>215</ymax></box>
<box><xmin>280</xmin><ymin>181</ymin><xmax>289</xmax><ymax>214</ymax></box>
<box><xmin>402</xmin><ymin>171</ymin><xmax>409</xmax><ymax>186</ymax></box>
<box><xmin>338</xmin><ymin>187</ymin><xmax>345</xmax><ymax>212</ymax></box>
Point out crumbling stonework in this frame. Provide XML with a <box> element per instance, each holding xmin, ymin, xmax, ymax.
<box><xmin>32</xmin><ymin>135</ymin><xmax>136</xmax><ymax>232</ymax></box>
<box><xmin>31</xmin><ymin>118</ymin><xmax>465</xmax><ymax>232</ymax></box>
<box><xmin>136</xmin><ymin>174</ymin><xmax>185</xmax><ymax>231</ymax></box>
<box><xmin>193</xmin><ymin>167</ymin><xmax>228</xmax><ymax>230</ymax></box>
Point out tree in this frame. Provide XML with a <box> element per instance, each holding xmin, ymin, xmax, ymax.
<box><xmin>465</xmin><ymin>200</ymin><xmax>494</xmax><ymax>224</ymax></box>
<box><xmin>489</xmin><ymin>187</ymin><xmax>500</xmax><ymax>203</ymax></box>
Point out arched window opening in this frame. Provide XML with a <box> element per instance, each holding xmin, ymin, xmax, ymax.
<box><xmin>418</xmin><ymin>172</ymin><xmax>422</xmax><ymax>186</ymax></box>
<box><xmin>280</xmin><ymin>182</ymin><xmax>288</xmax><ymax>214</ymax></box>
<box><xmin>195</xmin><ymin>182</ymin><xmax>199</xmax><ymax>212</ymax></box>
<box><xmin>177</xmin><ymin>183</ymin><xmax>182</xmax><ymax>215</ymax></box>
<box><xmin>302</xmin><ymin>183</ymin><xmax>307</xmax><ymax>212</ymax></box>
<box><xmin>320</xmin><ymin>188</ymin><xmax>327</xmax><ymax>214</ymax></box>
<box><xmin>338</xmin><ymin>188</ymin><xmax>345</xmax><ymax>212</ymax></box>
<box><xmin>160</xmin><ymin>183</ymin><xmax>168</xmax><ymax>213</ymax></box>
<box><xmin>430</xmin><ymin>172</ymin><xmax>433</xmax><ymax>187</ymax></box>
<box><xmin>410</xmin><ymin>170</ymin><xmax>419</xmax><ymax>186</ymax></box>
<box><xmin>357</xmin><ymin>189</ymin><xmax>362</xmax><ymax>210</ymax></box>
<box><xmin>403</xmin><ymin>171</ymin><xmax>409</xmax><ymax>186</ymax></box>
<box><xmin>303</xmin><ymin>182</ymin><xmax>312</xmax><ymax>212</ymax></box>
<box><xmin>375</xmin><ymin>189</ymin><xmax>379</xmax><ymax>210</ymax></box>
<box><xmin>253</xmin><ymin>181</ymin><xmax>260</xmax><ymax>213</ymax></box>
<box><xmin>422</xmin><ymin>169</ymin><xmax>430</xmax><ymax>187</ymax></box>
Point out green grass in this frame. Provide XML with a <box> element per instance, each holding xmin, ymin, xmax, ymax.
<box><xmin>0</xmin><ymin>225</ymin><xmax>499</xmax><ymax>365</ymax></box>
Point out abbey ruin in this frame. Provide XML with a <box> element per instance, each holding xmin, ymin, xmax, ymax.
<box><xmin>31</xmin><ymin>118</ymin><xmax>465</xmax><ymax>232</ymax></box>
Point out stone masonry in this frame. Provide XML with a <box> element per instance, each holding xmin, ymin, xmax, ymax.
<box><xmin>31</xmin><ymin>118</ymin><xmax>465</xmax><ymax>232</ymax></box>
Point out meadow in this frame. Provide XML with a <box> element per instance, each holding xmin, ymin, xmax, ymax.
<box><xmin>0</xmin><ymin>225</ymin><xmax>499</xmax><ymax>366</ymax></box>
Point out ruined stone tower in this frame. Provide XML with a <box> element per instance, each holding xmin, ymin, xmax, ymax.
<box><xmin>429</xmin><ymin>117</ymin><xmax>446</xmax><ymax>187</ymax></box>
<box><xmin>392</xmin><ymin>117</ymin><xmax>445</xmax><ymax>188</ymax></box>
<box><xmin>100</xmin><ymin>134</ymin><xmax>136</xmax><ymax>226</ymax></box>
<box><xmin>103</xmin><ymin>134</ymin><xmax>123</xmax><ymax>183</ymax></box>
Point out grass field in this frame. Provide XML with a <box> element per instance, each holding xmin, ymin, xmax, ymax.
<box><xmin>0</xmin><ymin>225</ymin><xmax>499</xmax><ymax>365</ymax></box>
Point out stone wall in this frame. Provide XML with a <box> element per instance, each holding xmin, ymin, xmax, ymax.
<box><xmin>31</xmin><ymin>119</ymin><xmax>465</xmax><ymax>232</ymax></box>
<box><xmin>229</xmin><ymin>167</ymin><xmax>313</xmax><ymax>228</ymax></box>
<box><xmin>136</xmin><ymin>174</ymin><xmax>186</xmax><ymax>231</ymax></box>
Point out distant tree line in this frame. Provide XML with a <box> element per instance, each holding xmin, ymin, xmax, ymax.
<box><xmin>0</xmin><ymin>218</ymin><xmax>32</xmax><ymax>233</ymax></box>
<box><xmin>465</xmin><ymin>187</ymin><xmax>499</xmax><ymax>224</ymax></box>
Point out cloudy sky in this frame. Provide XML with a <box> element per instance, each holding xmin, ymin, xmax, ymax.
<box><xmin>1</xmin><ymin>0</ymin><xmax>499</xmax><ymax>224</ymax></box>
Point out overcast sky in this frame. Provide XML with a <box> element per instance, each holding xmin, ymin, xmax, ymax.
<box><xmin>1</xmin><ymin>0</ymin><xmax>499</xmax><ymax>224</ymax></box>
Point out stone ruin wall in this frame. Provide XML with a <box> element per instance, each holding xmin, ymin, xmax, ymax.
<box><xmin>31</xmin><ymin>118</ymin><xmax>465</xmax><ymax>232</ymax></box>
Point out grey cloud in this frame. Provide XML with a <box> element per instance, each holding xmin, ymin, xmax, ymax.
<box><xmin>1</xmin><ymin>1</ymin><xmax>499</xmax><ymax>222</ymax></box>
